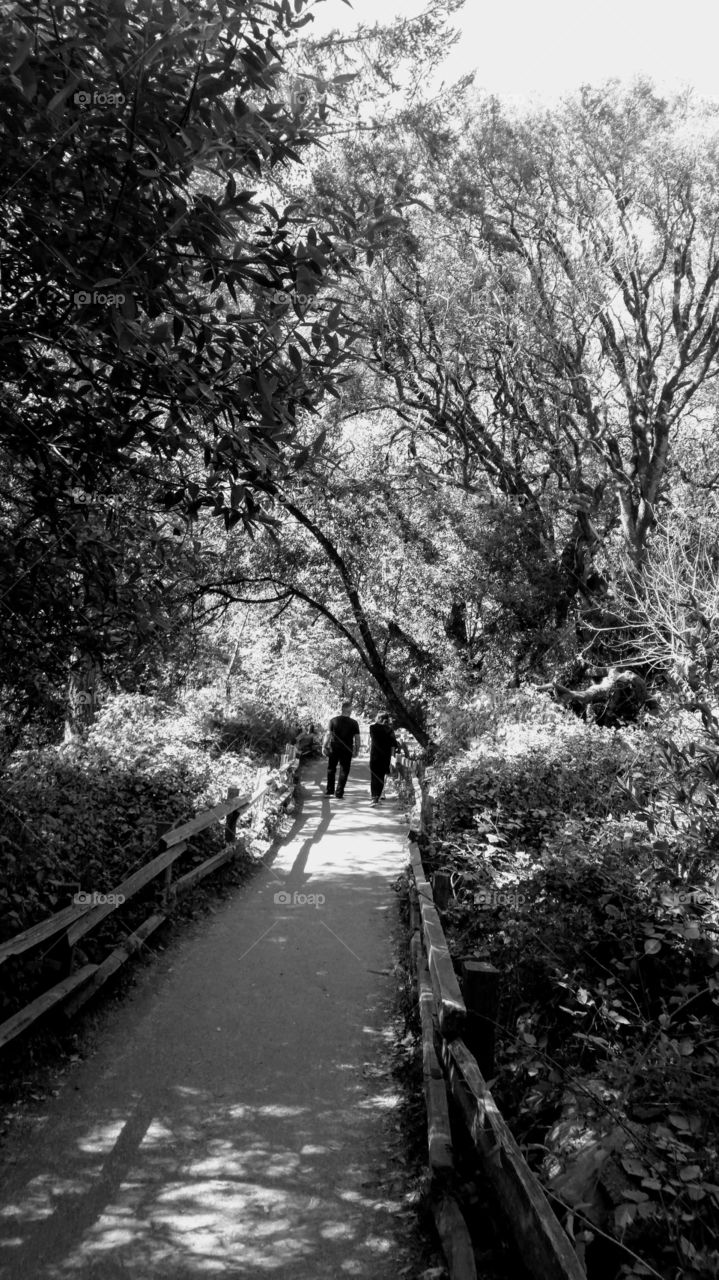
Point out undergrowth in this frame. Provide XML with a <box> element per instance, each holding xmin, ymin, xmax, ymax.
<box><xmin>431</xmin><ymin>691</ymin><xmax>719</xmax><ymax>1280</ymax></box>
<box><xmin>0</xmin><ymin>693</ymin><xmax>262</xmax><ymax>1019</ymax></box>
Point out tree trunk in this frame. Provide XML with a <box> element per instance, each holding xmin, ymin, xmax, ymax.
<box><xmin>225</xmin><ymin>639</ymin><xmax>241</xmax><ymax>710</ymax></box>
<box><xmin>64</xmin><ymin>655</ymin><xmax>100</xmax><ymax>742</ymax></box>
<box><xmin>280</xmin><ymin>498</ymin><xmax>432</xmax><ymax>747</ymax></box>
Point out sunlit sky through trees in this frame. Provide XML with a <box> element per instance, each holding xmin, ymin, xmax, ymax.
<box><xmin>308</xmin><ymin>0</ymin><xmax>719</xmax><ymax>102</ymax></box>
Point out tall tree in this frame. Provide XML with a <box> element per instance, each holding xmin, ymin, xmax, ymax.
<box><xmin>297</xmin><ymin>82</ymin><xmax>719</xmax><ymax>632</ymax></box>
<box><xmin>0</xmin><ymin>0</ymin><xmax>355</xmax><ymax>733</ymax></box>
<box><xmin>446</xmin><ymin>83</ymin><xmax>719</xmax><ymax>571</ymax></box>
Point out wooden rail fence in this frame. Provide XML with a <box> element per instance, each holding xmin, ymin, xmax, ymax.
<box><xmin>408</xmin><ymin>777</ymin><xmax>586</xmax><ymax>1280</ymax></box>
<box><xmin>0</xmin><ymin>744</ymin><xmax>300</xmax><ymax>1052</ymax></box>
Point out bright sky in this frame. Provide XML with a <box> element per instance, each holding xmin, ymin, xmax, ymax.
<box><xmin>307</xmin><ymin>0</ymin><xmax>719</xmax><ymax>103</ymax></box>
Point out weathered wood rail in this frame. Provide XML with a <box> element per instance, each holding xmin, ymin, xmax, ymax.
<box><xmin>408</xmin><ymin>822</ymin><xmax>586</xmax><ymax>1280</ymax></box>
<box><xmin>0</xmin><ymin>745</ymin><xmax>300</xmax><ymax>1052</ymax></box>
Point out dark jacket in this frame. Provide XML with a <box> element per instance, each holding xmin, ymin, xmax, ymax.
<box><xmin>368</xmin><ymin>721</ymin><xmax>398</xmax><ymax>764</ymax></box>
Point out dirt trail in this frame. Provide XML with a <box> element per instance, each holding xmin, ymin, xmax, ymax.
<box><xmin>0</xmin><ymin>759</ymin><xmax>423</xmax><ymax>1280</ymax></box>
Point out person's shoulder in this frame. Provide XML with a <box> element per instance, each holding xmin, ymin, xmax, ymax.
<box><xmin>350</xmin><ymin>717</ymin><xmax>360</xmax><ymax>730</ymax></box>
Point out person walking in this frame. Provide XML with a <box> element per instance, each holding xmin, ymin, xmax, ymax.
<box><xmin>368</xmin><ymin>712</ymin><xmax>400</xmax><ymax>806</ymax></box>
<box><xmin>323</xmin><ymin>701</ymin><xmax>361</xmax><ymax>798</ymax></box>
<box><xmin>295</xmin><ymin>722</ymin><xmax>316</xmax><ymax>760</ymax></box>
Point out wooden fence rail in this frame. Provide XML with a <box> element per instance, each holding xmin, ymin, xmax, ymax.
<box><xmin>0</xmin><ymin>746</ymin><xmax>300</xmax><ymax>1052</ymax></box>
<box><xmin>408</xmin><ymin>835</ymin><xmax>586</xmax><ymax>1280</ymax></box>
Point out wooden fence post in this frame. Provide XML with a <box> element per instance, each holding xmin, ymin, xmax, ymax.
<box><xmin>415</xmin><ymin>759</ymin><xmax>434</xmax><ymax>841</ymax></box>
<box><xmin>225</xmin><ymin>786</ymin><xmax>240</xmax><ymax>844</ymax></box>
<box><xmin>56</xmin><ymin>930</ymin><xmax>76</xmax><ymax>979</ymax></box>
<box><xmin>250</xmin><ymin>767</ymin><xmax>269</xmax><ymax>841</ymax></box>
<box><xmin>409</xmin><ymin>881</ymin><xmax>421</xmax><ymax>935</ymax></box>
<box><xmin>433</xmin><ymin>871</ymin><xmax>452</xmax><ymax>913</ymax></box>
<box><xmin>460</xmin><ymin>958</ymin><xmax>501</xmax><ymax>1080</ymax></box>
<box><xmin>156</xmin><ymin>820</ymin><xmax>173</xmax><ymax>908</ymax></box>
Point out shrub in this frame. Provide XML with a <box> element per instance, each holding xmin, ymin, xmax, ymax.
<box><xmin>0</xmin><ymin>693</ymin><xmax>257</xmax><ymax>950</ymax></box>
<box><xmin>432</xmin><ymin>703</ymin><xmax>653</xmax><ymax>841</ymax></box>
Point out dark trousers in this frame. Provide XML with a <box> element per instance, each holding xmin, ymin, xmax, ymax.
<box><xmin>369</xmin><ymin>754</ymin><xmax>391</xmax><ymax>799</ymax></box>
<box><xmin>327</xmin><ymin>748</ymin><xmax>352</xmax><ymax>796</ymax></box>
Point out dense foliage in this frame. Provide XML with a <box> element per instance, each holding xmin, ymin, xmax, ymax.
<box><xmin>432</xmin><ymin>692</ymin><xmax>719</xmax><ymax>1280</ymax></box>
<box><xmin>0</xmin><ymin>0</ymin><xmax>358</xmax><ymax>733</ymax></box>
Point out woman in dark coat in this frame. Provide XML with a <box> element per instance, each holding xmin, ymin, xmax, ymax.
<box><xmin>368</xmin><ymin>712</ymin><xmax>399</xmax><ymax>805</ymax></box>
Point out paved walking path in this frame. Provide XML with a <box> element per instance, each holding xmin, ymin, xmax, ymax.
<box><xmin>0</xmin><ymin>759</ymin><xmax>421</xmax><ymax>1280</ymax></box>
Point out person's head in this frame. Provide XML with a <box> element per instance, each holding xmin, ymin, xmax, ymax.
<box><xmin>341</xmin><ymin>700</ymin><xmax>352</xmax><ymax>715</ymax></box>
<box><xmin>379</xmin><ymin>712</ymin><xmax>391</xmax><ymax>725</ymax></box>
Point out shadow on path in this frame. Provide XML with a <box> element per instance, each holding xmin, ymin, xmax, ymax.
<box><xmin>0</xmin><ymin>757</ymin><xmax>417</xmax><ymax>1280</ymax></box>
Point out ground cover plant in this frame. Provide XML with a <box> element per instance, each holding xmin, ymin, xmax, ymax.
<box><xmin>430</xmin><ymin>690</ymin><xmax>719</xmax><ymax>1280</ymax></box>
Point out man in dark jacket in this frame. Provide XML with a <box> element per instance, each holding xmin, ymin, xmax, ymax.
<box><xmin>324</xmin><ymin>701</ymin><xmax>361</xmax><ymax>798</ymax></box>
<box><xmin>368</xmin><ymin>712</ymin><xmax>400</xmax><ymax>805</ymax></box>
